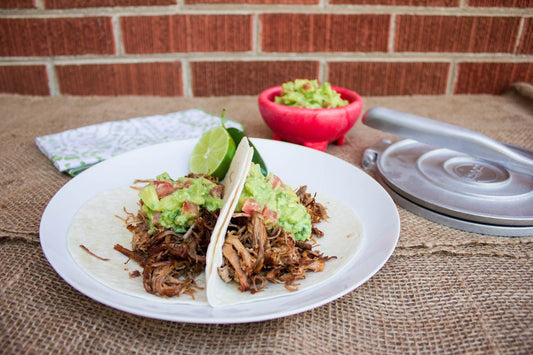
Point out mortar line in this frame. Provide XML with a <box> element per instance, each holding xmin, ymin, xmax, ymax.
<box><xmin>46</xmin><ymin>60</ymin><xmax>60</xmax><ymax>96</ymax></box>
<box><xmin>447</xmin><ymin>59</ymin><xmax>458</xmax><ymax>95</ymax></box>
<box><xmin>1</xmin><ymin>6</ymin><xmax>531</xmax><ymax>18</ymax></box>
<box><xmin>34</xmin><ymin>0</ymin><xmax>44</xmax><ymax>9</ymax></box>
<box><xmin>320</xmin><ymin>60</ymin><xmax>328</xmax><ymax>83</ymax></box>
<box><xmin>182</xmin><ymin>59</ymin><xmax>193</xmax><ymax>98</ymax></box>
<box><xmin>388</xmin><ymin>13</ymin><xmax>396</xmax><ymax>53</ymax></box>
<box><xmin>254</xmin><ymin>13</ymin><xmax>260</xmax><ymax>54</ymax></box>
<box><xmin>2</xmin><ymin>53</ymin><xmax>532</xmax><ymax>65</ymax></box>
<box><xmin>514</xmin><ymin>17</ymin><xmax>526</xmax><ymax>55</ymax></box>
<box><xmin>112</xmin><ymin>15</ymin><xmax>124</xmax><ymax>56</ymax></box>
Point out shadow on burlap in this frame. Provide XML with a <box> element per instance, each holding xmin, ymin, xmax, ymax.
<box><xmin>0</xmin><ymin>86</ymin><xmax>532</xmax><ymax>353</ymax></box>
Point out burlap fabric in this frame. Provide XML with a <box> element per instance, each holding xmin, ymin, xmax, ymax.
<box><xmin>1</xmin><ymin>86</ymin><xmax>532</xmax><ymax>353</ymax></box>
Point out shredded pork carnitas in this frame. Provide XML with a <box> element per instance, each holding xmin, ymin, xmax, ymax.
<box><xmin>217</xmin><ymin>186</ymin><xmax>335</xmax><ymax>293</ymax></box>
<box><xmin>114</xmin><ymin>174</ymin><xmax>222</xmax><ymax>299</ymax></box>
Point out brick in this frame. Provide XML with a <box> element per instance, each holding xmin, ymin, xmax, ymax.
<box><xmin>328</xmin><ymin>62</ymin><xmax>450</xmax><ymax>96</ymax></box>
<box><xmin>190</xmin><ymin>61</ymin><xmax>319</xmax><ymax>96</ymax></box>
<box><xmin>0</xmin><ymin>65</ymin><xmax>49</xmax><ymax>95</ymax></box>
<box><xmin>454</xmin><ymin>62</ymin><xmax>533</xmax><ymax>94</ymax></box>
<box><xmin>0</xmin><ymin>0</ymin><xmax>35</xmax><ymax>8</ymax></box>
<box><xmin>186</xmin><ymin>0</ymin><xmax>317</xmax><ymax>3</ymax></box>
<box><xmin>330</xmin><ymin>0</ymin><xmax>458</xmax><ymax>5</ymax></box>
<box><xmin>0</xmin><ymin>18</ymin><xmax>115</xmax><ymax>57</ymax></box>
<box><xmin>56</xmin><ymin>62</ymin><xmax>183</xmax><ymax>96</ymax></box>
<box><xmin>121</xmin><ymin>15</ymin><xmax>253</xmax><ymax>54</ymax></box>
<box><xmin>44</xmin><ymin>0</ymin><xmax>176</xmax><ymax>8</ymax></box>
<box><xmin>395</xmin><ymin>15</ymin><xmax>520</xmax><ymax>53</ymax></box>
<box><xmin>261</xmin><ymin>14</ymin><xmax>390</xmax><ymax>52</ymax></box>
<box><xmin>517</xmin><ymin>18</ymin><xmax>533</xmax><ymax>54</ymax></box>
<box><xmin>466</xmin><ymin>0</ymin><xmax>533</xmax><ymax>7</ymax></box>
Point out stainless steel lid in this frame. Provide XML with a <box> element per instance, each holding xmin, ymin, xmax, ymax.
<box><xmin>363</xmin><ymin>139</ymin><xmax>533</xmax><ymax>237</ymax></box>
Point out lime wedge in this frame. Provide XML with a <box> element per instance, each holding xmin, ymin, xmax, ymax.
<box><xmin>189</xmin><ymin>126</ymin><xmax>236</xmax><ymax>180</ymax></box>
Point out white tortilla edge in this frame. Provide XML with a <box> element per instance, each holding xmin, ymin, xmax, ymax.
<box><xmin>206</xmin><ymin>138</ymin><xmax>254</xmax><ymax>305</ymax></box>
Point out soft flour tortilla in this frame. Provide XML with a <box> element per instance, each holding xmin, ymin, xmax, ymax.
<box><xmin>67</xmin><ymin>186</ymin><xmax>203</xmax><ymax>304</ymax></box>
<box><xmin>205</xmin><ymin>138</ymin><xmax>254</xmax><ymax>279</ymax></box>
<box><xmin>67</xmin><ymin>138</ymin><xmax>254</xmax><ymax>305</ymax></box>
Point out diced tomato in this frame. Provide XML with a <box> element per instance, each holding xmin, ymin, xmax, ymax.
<box><xmin>267</xmin><ymin>174</ymin><xmax>284</xmax><ymax>189</ymax></box>
<box><xmin>241</xmin><ymin>199</ymin><xmax>262</xmax><ymax>214</ymax></box>
<box><xmin>209</xmin><ymin>185</ymin><xmax>224</xmax><ymax>199</ymax></box>
<box><xmin>262</xmin><ymin>206</ymin><xmax>278</xmax><ymax>227</ymax></box>
<box><xmin>182</xmin><ymin>200</ymin><xmax>199</xmax><ymax>217</ymax></box>
<box><xmin>154</xmin><ymin>181</ymin><xmax>178</xmax><ymax>199</ymax></box>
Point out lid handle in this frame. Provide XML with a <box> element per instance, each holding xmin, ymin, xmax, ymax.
<box><xmin>362</xmin><ymin>107</ymin><xmax>533</xmax><ymax>176</ymax></box>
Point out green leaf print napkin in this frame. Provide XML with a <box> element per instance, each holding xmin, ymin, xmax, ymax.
<box><xmin>35</xmin><ymin>108</ymin><xmax>243</xmax><ymax>176</ymax></box>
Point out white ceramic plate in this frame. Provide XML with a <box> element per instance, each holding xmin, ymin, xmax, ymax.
<box><xmin>40</xmin><ymin>138</ymin><xmax>400</xmax><ymax>324</ymax></box>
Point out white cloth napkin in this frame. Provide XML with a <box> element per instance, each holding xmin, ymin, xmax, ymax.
<box><xmin>35</xmin><ymin>108</ymin><xmax>243</xmax><ymax>176</ymax></box>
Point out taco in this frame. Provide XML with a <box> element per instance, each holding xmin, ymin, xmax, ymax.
<box><xmin>67</xmin><ymin>138</ymin><xmax>253</xmax><ymax>304</ymax></box>
<box><xmin>206</xmin><ymin>141</ymin><xmax>364</xmax><ymax>307</ymax></box>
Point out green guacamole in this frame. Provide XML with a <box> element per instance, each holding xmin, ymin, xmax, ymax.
<box><xmin>138</xmin><ymin>173</ymin><xmax>223</xmax><ymax>233</ymax></box>
<box><xmin>275</xmin><ymin>79</ymin><xmax>349</xmax><ymax>109</ymax></box>
<box><xmin>236</xmin><ymin>163</ymin><xmax>312</xmax><ymax>241</ymax></box>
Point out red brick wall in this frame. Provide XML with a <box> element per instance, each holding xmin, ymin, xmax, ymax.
<box><xmin>0</xmin><ymin>0</ymin><xmax>531</xmax><ymax>96</ymax></box>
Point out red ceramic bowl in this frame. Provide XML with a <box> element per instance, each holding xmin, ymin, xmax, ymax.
<box><xmin>258</xmin><ymin>85</ymin><xmax>363</xmax><ymax>151</ymax></box>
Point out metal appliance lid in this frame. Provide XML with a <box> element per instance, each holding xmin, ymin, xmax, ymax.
<box><xmin>363</xmin><ymin>139</ymin><xmax>533</xmax><ymax>237</ymax></box>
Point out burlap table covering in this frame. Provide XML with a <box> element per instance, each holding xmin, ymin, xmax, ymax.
<box><xmin>1</xmin><ymin>87</ymin><xmax>531</xmax><ymax>353</ymax></box>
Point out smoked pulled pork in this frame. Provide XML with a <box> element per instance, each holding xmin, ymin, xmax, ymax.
<box><xmin>114</xmin><ymin>207</ymin><xmax>219</xmax><ymax>298</ymax></box>
<box><xmin>217</xmin><ymin>186</ymin><xmax>335</xmax><ymax>293</ymax></box>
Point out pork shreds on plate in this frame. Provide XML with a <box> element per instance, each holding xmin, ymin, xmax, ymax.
<box><xmin>217</xmin><ymin>186</ymin><xmax>335</xmax><ymax>294</ymax></box>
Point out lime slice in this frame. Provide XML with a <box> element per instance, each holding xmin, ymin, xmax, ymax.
<box><xmin>189</xmin><ymin>126</ymin><xmax>236</xmax><ymax>180</ymax></box>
